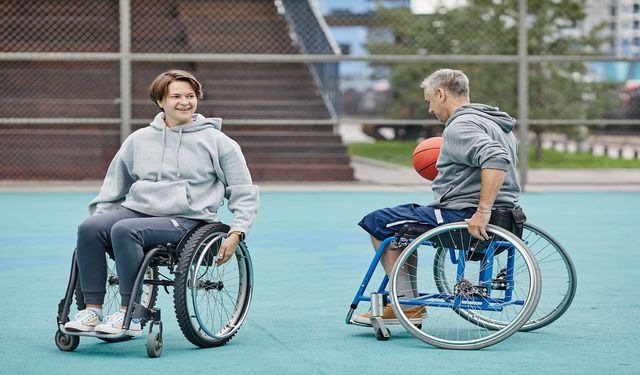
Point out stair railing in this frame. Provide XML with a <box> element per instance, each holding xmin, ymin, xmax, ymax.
<box><xmin>278</xmin><ymin>0</ymin><xmax>341</xmax><ymax>120</ymax></box>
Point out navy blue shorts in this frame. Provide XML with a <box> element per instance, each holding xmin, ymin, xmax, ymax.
<box><xmin>358</xmin><ymin>203</ymin><xmax>476</xmax><ymax>240</ymax></box>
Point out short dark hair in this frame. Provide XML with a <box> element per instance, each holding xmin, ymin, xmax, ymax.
<box><xmin>149</xmin><ymin>70</ymin><xmax>203</xmax><ymax>107</ymax></box>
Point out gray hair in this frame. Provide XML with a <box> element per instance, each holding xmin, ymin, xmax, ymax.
<box><xmin>420</xmin><ymin>69</ymin><xmax>469</xmax><ymax>99</ymax></box>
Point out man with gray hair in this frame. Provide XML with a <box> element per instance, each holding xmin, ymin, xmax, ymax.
<box><xmin>353</xmin><ymin>68</ymin><xmax>524</xmax><ymax>325</ymax></box>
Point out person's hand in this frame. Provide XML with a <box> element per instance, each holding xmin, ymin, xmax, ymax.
<box><xmin>215</xmin><ymin>234</ymin><xmax>240</xmax><ymax>265</ymax></box>
<box><xmin>465</xmin><ymin>210</ymin><xmax>492</xmax><ymax>240</ymax></box>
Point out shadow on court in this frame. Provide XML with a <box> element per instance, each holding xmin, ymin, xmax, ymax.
<box><xmin>0</xmin><ymin>191</ymin><xmax>638</xmax><ymax>374</ymax></box>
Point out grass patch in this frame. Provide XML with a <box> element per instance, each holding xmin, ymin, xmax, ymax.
<box><xmin>348</xmin><ymin>141</ymin><xmax>415</xmax><ymax>167</ymax></box>
<box><xmin>347</xmin><ymin>141</ymin><xmax>640</xmax><ymax>169</ymax></box>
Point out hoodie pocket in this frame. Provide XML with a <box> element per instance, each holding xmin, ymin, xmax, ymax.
<box><xmin>129</xmin><ymin>180</ymin><xmax>193</xmax><ymax>216</ymax></box>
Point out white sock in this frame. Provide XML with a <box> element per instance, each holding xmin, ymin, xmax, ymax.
<box><xmin>87</xmin><ymin>307</ymin><xmax>103</xmax><ymax>318</ymax></box>
<box><xmin>396</xmin><ymin>268</ymin><xmax>417</xmax><ymax>301</ymax></box>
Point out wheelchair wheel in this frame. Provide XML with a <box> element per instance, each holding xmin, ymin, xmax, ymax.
<box><xmin>146</xmin><ymin>331</ymin><xmax>163</xmax><ymax>358</ymax></box>
<box><xmin>390</xmin><ymin>223</ymin><xmax>541</xmax><ymax>350</ymax></box>
<box><xmin>434</xmin><ymin>222</ymin><xmax>577</xmax><ymax>332</ymax></box>
<box><xmin>74</xmin><ymin>257</ymin><xmax>158</xmax><ymax>343</ymax></box>
<box><xmin>55</xmin><ymin>330</ymin><xmax>80</xmax><ymax>351</ymax></box>
<box><xmin>173</xmin><ymin>223</ymin><xmax>253</xmax><ymax>348</ymax></box>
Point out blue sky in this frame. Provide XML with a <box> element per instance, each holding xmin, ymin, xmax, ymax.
<box><xmin>315</xmin><ymin>0</ymin><xmax>378</xmax><ymax>14</ymax></box>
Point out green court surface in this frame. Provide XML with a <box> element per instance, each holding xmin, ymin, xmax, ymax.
<box><xmin>0</xmin><ymin>191</ymin><xmax>638</xmax><ymax>374</ymax></box>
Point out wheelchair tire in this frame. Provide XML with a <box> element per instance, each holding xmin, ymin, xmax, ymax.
<box><xmin>55</xmin><ymin>330</ymin><xmax>80</xmax><ymax>352</ymax></box>
<box><xmin>146</xmin><ymin>331</ymin><xmax>163</xmax><ymax>358</ymax></box>
<box><xmin>434</xmin><ymin>222</ymin><xmax>577</xmax><ymax>332</ymax></box>
<box><xmin>514</xmin><ymin>222</ymin><xmax>576</xmax><ymax>331</ymax></box>
<box><xmin>173</xmin><ymin>223</ymin><xmax>253</xmax><ymax>348</ymax></box>
<box><xmin>375</xmin><ymin>327</ymin><xmax>390</xmax><ymax>341</ymax></box>
<box><xmin>74</xmin><ymin>258</ymin><xmax>159</xmax><ymax>343</ymax></box>
<box><xmin>390</xmin><ymin>223</ymin><xmax>541</xmax><ymax>350</ymax></box>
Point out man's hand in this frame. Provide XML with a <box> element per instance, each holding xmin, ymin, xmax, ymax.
<box><xmin>215</xmin><ymin>234</ymin><xmax>241</xmax><ymax>265</ymax></box>
<box><xmin>465</xmin><ymin>210</ymin><xmax>492</xmax><ymax>240</ymax></box>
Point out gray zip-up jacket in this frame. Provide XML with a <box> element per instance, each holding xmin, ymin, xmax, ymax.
<box><xmin>429</xmin><ymin>103</ymin><xmax>520</xmax><ymax>209</ymax></box>
<box><xmin>89</xmin><ymin>112</ymin><xmax>259</xmax><ymax>234</ymax></box>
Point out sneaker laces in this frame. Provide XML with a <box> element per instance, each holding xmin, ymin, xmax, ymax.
<box><xmin>104</xmin><ymin>311</ymin><xmax>125</xmax><ymax>327</ymax></box>
<box><xmin>74</xmin><ymin>309</ymin><xmax>100</xmax><ymax>322</ymax></box>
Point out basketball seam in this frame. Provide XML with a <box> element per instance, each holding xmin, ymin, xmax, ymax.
<box><xmin>412</xmin><ymin>147</ymin><xmax>440</xmax><ymax>157</ymax></box>
<box><xmin>418</xmin><ymin>161</ymin><xmax>437</xmax><ymax>172</ymax></box>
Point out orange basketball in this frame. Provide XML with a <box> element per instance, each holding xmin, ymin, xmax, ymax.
<box><xmin>412</xmin><ymin>137</ymin><xmax>443</xmax><ymax>181</ymax></box>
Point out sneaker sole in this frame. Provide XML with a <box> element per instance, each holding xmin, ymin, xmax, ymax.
<box><xmin>351</xmin><ymin>316</ymin><xmax>424</xmax><ymax>326</ymax></box>
<box><xmin>64</xmin><ymin>322</ymin><xmax>96</xmax><ymax>332</ymax></box>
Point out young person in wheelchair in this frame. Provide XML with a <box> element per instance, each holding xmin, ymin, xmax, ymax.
<box><xmin>64</xmin><ymin>70</ymin><xmax>259</xmax><ymax>336</ymax></box>
<box><xmin>354</xmin><ymin>68</ymin><xmax>525</xmax><ymax>325</ymax></box>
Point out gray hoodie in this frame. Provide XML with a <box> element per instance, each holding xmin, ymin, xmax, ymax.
<box><xmin>89</xmin><ymin>112</ymin><xmax>259</xmax><ymax>234</ymax></box>
<box><xmin>429</xmin><ymin>103</ymin><xmax>520</xmax><ymax>209</ymax></box>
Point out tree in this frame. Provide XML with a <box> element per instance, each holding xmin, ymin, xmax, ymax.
<box><xmin>365</xmin><ymin>0</ymin><xmax>611</xmax><ymax>159</ymax></box>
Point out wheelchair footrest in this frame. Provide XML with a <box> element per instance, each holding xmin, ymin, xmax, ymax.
<box><xmin>57</xmin><ymin>325</ymin><xmax>140</xmax><ymax>339</ymax></box>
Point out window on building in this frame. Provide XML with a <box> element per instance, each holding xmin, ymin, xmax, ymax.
<box><xmin>635</xmin><ymin>21</ymin><xmax>640</xmax><ymax>30</ymax></box>
<box><xmin>635</xmin><ymin>4</ymin><xmax>640</xmax><ymax>13</ymax></box>
<box><xmin>610</xmin><ymin>5</ymin><xmax>616</xmax><ymax>16</ymax></box>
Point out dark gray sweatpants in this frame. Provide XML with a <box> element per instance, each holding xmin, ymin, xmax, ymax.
<box><xmin>75</xmin><ymin>206</ymin><xmax>202</xmax><ymax>306</ymax></box>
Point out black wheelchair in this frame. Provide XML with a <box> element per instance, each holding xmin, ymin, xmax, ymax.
<box><xmin>55</xmin><ymin>223</ymin><xmax>253</xmax><ymax>358</ymax></box>
<box><xmin>347</xmin><ymin>220</ymin><xmax>577</xmax><ymax>350</ymax></box>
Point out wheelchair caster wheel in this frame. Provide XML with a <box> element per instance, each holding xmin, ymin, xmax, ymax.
<box><xmin>55</xmin><ymin>330</ymin><xmax>80</xmax><ymax>352</ymax></box>
<box><xmin>375</xmin><ymin>327</ymin><xmax>390</xmax><ymax>341</ymax></box>
<box><xmin>146</xmin><ymin>331</ymin><xmax>163</xmax><ymax>358</ymax></box>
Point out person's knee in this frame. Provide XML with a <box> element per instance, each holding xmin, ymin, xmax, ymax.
<box><xmin>110</xmin><ymin>221</ymin><xmax>137</xmax><ymax>242</ymax></box>
<box><xmin>77</xmin><ymin>215</ymin><xmax>104</xmax><ymax>237</ymax></box>
<box><xmin>76</xmin><ymin>216</ymin><xmax>114</xmax><ymax>258</ymax></box>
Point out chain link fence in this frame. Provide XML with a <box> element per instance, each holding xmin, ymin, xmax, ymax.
<box><xmin>1</xmin><ymin>0</ymin><xmax>639</xmax><ymax>182</ymax></box>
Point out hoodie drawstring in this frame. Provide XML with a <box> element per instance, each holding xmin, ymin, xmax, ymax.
<box><xmin>157</xmin><ymin>126</ymin><xmax>167</xmax><ymax>181</ymax></box>
<box><xmin>158</xmin><ymin>126</ymin><xmax>184</xmax><ymax>179</ymax></box>
<box><xmin>176</xmin><ymin>128</ymin><xmax>183</xmax><ymax>177</ymax></box>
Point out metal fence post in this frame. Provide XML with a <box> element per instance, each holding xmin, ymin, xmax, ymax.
<box><xmin>120</xmin><ymin>0</ymin><xmax>131</xmax><ymax>144</ymax></box>
<box><xmin>518</xmin><ymin>0</ymin><xmax>529</xmax><ymax>190</ymax></box>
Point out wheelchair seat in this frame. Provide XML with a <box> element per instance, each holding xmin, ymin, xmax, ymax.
<box><xmin>395</xmin><ymin>223</ymin><xmax>434</xmax><ymax>238</ymax></box>
<box><xmin>394</xmin><ymin>208</ymin><xmax>525</xmax><ymax>261</ymax></box>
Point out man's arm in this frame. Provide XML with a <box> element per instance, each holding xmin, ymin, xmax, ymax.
<box><xmin>465</xmin><ymin>168</ymin><xmax>505</xmax><ymax>240</ymax></box>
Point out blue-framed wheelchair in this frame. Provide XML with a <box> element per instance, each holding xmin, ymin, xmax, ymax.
<box><xmin>55</xmin><ymin>223</ymin><xmax>253</xmax><ymax>358</ymax></box>
<box><xmin>346</xmin><ymin>221</ymin><xmax>576</xmax><ymax>350</ymax></box>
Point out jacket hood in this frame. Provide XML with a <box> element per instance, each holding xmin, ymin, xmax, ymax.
<box><xmin>446</xmin><ymin>103</ymin><xmax>515</xmax><ymax>133</ymax></box>
<box><xmin>149</xmin><ymin>112</ymin><xmax>222</xmax><ymax>132</ymax></box>
<box><xmin>148</xmin><ymin>112</ymin><xmax>222</xmax><ymax>180</ymax></box>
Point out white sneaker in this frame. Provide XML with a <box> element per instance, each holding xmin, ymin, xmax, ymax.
<box><xmin>64</xmin><ymin>309</ymin><xmax>102</xmax><ymax>332</ymax></box>
<box><xmin>95</xmin><ymin>311</ymin><xmax>142</xmax><ymax>336</ymax></box>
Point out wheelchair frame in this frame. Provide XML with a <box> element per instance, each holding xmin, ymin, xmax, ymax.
<box><xmin>55</xmin><ymin>222</ymin><xmax>253</xmax><ymax>358</ymax></box>
<box><xmin>347</xmin><ymin>221</ymin><xmax>576</xmax><ymax>350</ymax></box>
